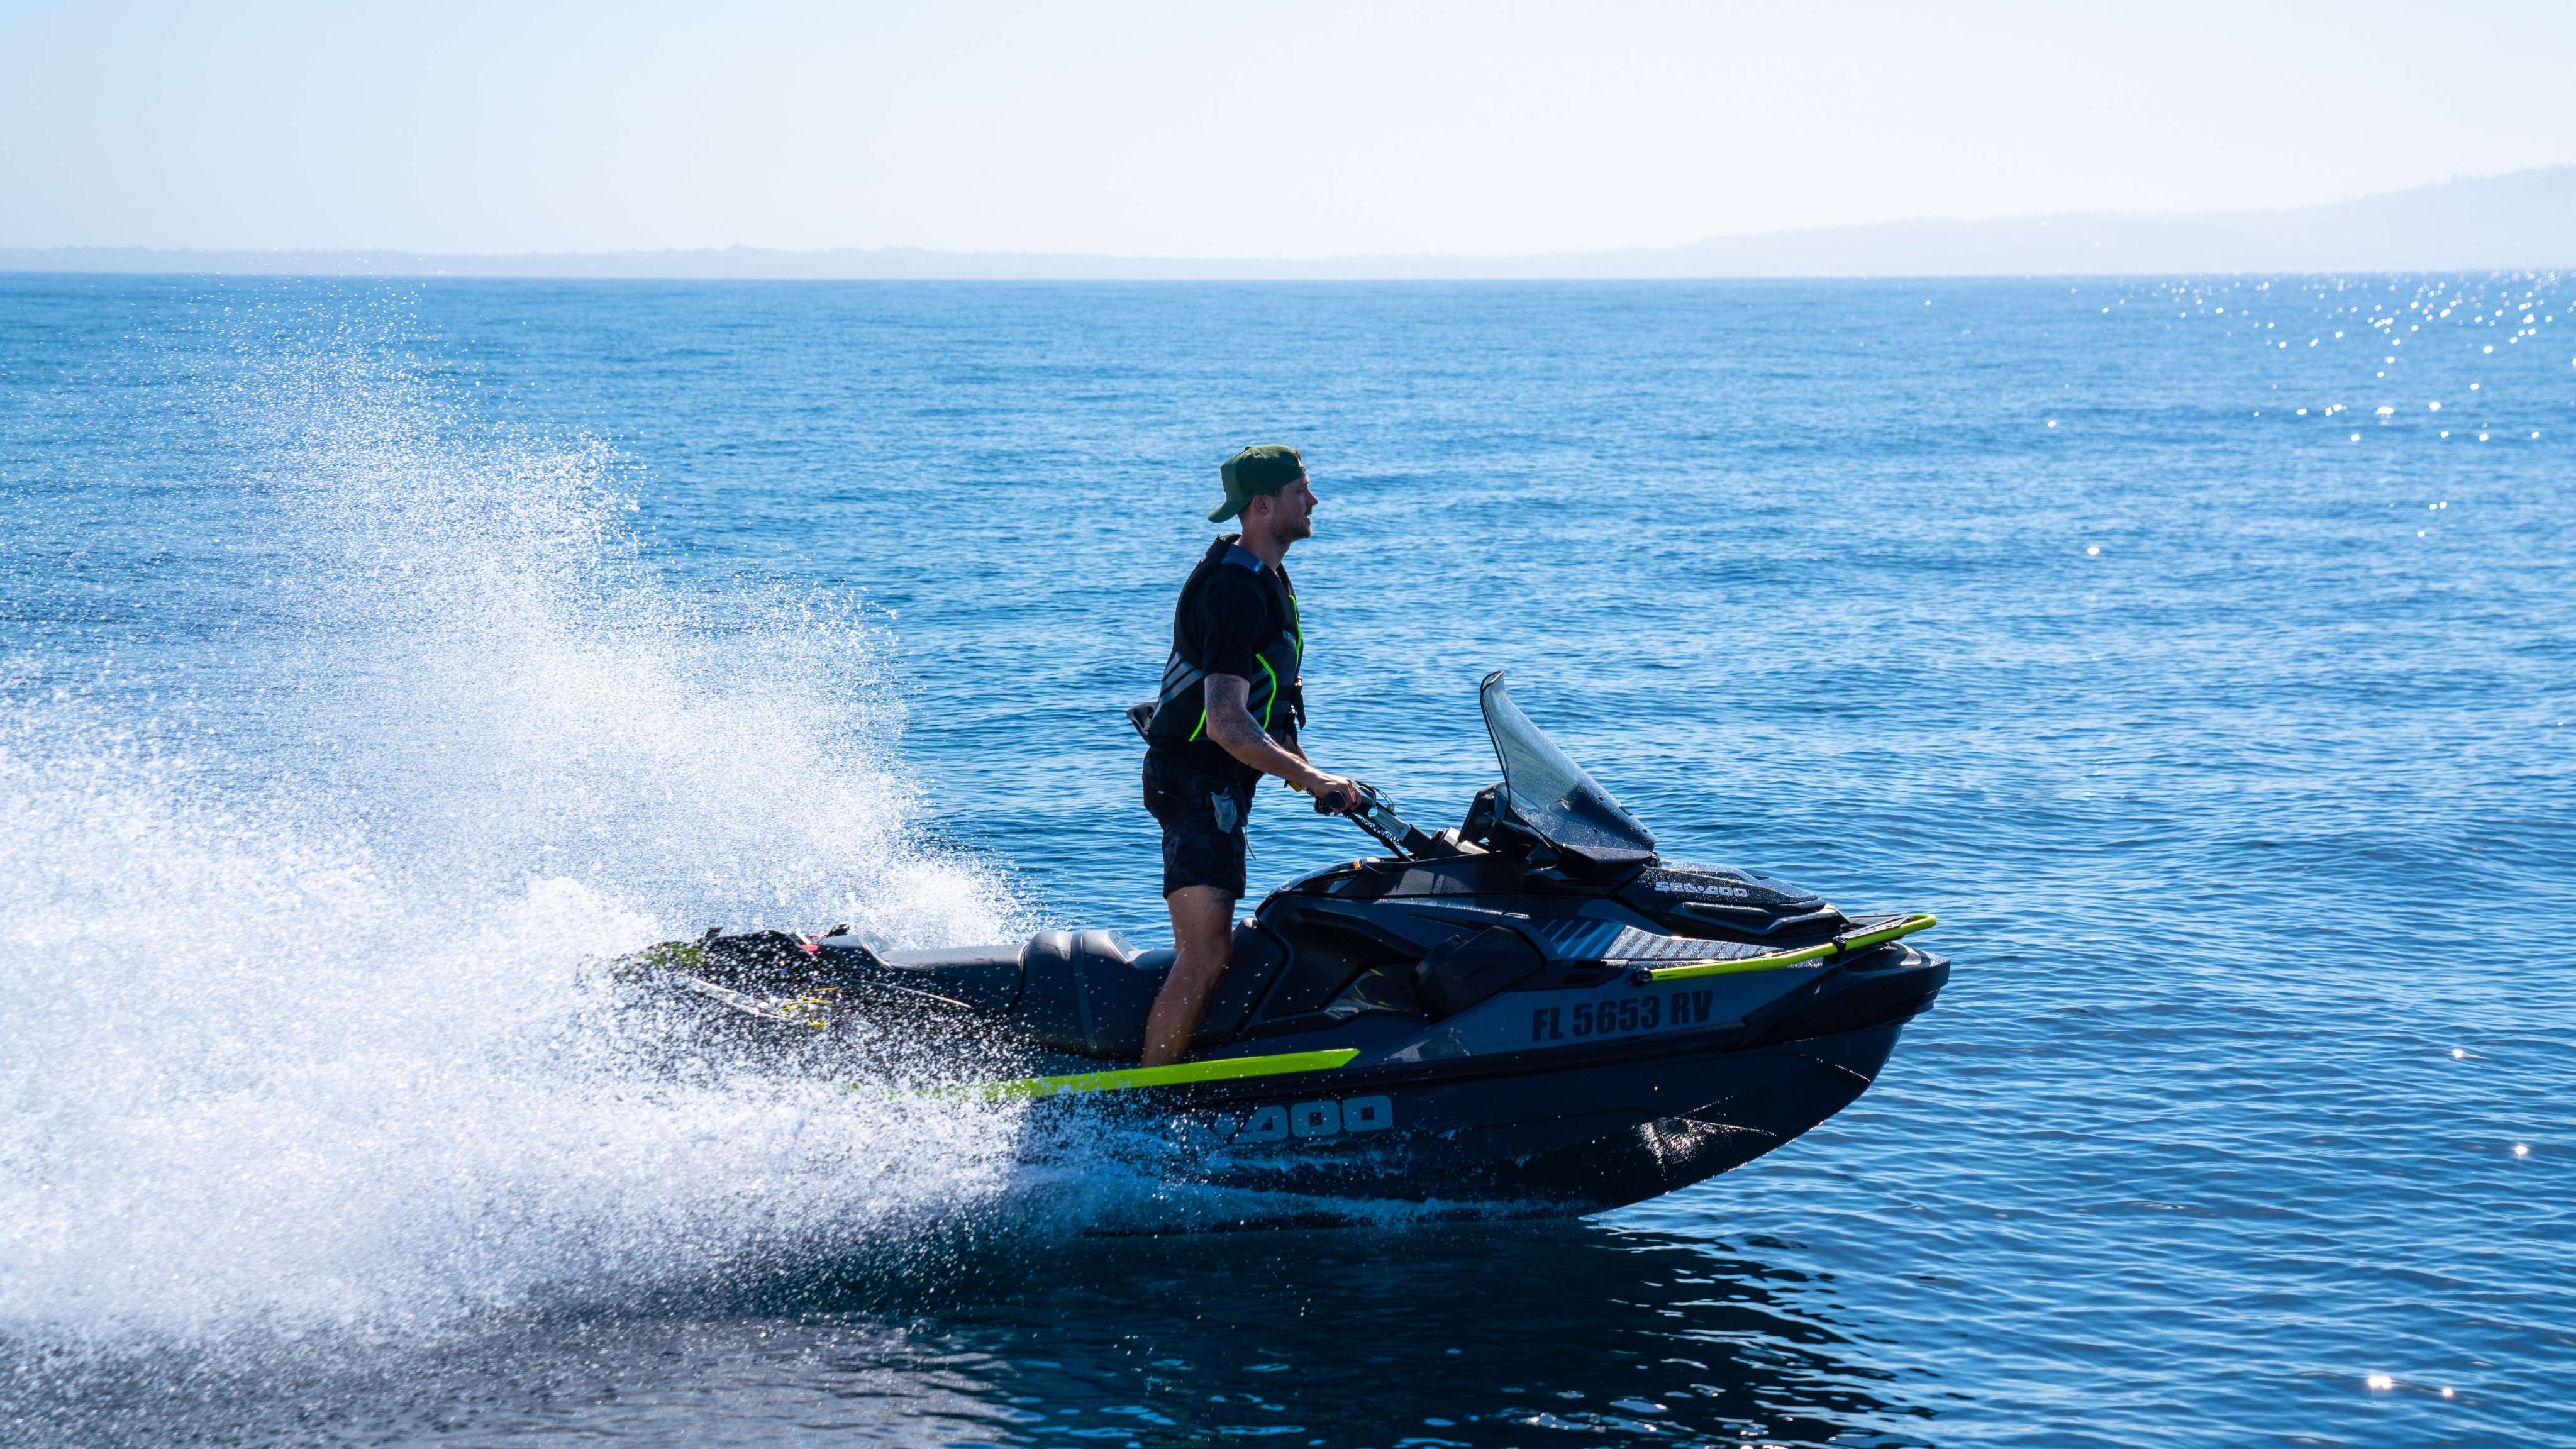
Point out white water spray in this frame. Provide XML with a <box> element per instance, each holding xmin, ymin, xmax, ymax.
<box><xmin>0</xmin><ymin>325</ymin><xmax>1039</xmax><ymax>1340</ymax></box>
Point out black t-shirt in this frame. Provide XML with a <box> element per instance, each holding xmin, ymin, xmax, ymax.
<box><xmin>1145</xmin><ymin>536</ymin><xmax>1304</xmax><ymax>788</ymax></box>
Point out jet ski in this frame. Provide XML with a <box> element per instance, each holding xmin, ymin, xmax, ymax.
<box><xmin>608</xmin><ymin>672</ymin><xmax>1947</xmax><ymax>1214</ymax></box>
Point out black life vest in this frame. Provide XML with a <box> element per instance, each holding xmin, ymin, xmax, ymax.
<box><xmin>1144</xmin><ymin>536</ymin><xmax>1304</xmax><ymax>747</ymax></box>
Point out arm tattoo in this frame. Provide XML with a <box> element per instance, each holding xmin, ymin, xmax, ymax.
<box><xmin>1202</xmin><ymin>674</ymin><xmax>1262</xmax><ymax>748</ymax></box>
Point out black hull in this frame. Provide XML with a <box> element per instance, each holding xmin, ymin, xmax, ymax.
<box><xmin>1087</xmin><ymin>1021</ymin><xmax>1910</xmax><ymax>1214</ymax></box>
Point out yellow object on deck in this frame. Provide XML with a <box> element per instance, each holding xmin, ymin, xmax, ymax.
<box><xmin>919</xmin><ymin>1048</ymin><xmax>1362</xmax><ymax>1102</ymax></box>
<box><xmin>1645</xmin><ymin>913</ymin><xmax>1938</xmax><ymax>984</ymax></box>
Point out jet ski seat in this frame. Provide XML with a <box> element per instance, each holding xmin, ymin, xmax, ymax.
<box><xmin>1011</xmin><ymin>927</ymin><xmax>1291</xmax><ymax>1058</ymax></box>
<box><xmin>850</xmin><ymin>924</ymin><xmax>1295</xmax><ymax>1060</ymax></box>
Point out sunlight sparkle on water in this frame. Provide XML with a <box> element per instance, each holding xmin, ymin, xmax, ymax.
<box><xmin>10</xmin><ymin>268</ymin><xmax>2575</xmax><ymax>1449</ymax></box>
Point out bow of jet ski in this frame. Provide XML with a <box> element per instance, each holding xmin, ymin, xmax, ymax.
<box><xmin>606</xmin><ymin>671</ymin><xmax>1948</xmax><ymax>1213</ymax></box>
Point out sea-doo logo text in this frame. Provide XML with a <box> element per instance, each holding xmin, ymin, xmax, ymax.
<box><xmin>1530</xmin><ymin>989</ymin><xmax>1719</xmax><ymax>1042</ymax></box>
<box><xmin>1654</xmin><ymin>881</ymin><xmax>1752</xmax><ymax>899</ymax></box>
<box><xmin>1230</xmin><ymin>1096</ymin><xmax>1394</xmax><ymax>1144</ymax></box>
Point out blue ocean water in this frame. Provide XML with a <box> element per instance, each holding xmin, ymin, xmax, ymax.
<box><xmin>1</xmin><ymin>274</ymin><xmax>2570</xmax><ymax>1446</ymax></box>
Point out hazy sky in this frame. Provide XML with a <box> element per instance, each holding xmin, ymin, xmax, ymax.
<box><xmin>7</xmin><ymin>1</ymin><xmax>2573</xmax><ymax>257</ymax></box>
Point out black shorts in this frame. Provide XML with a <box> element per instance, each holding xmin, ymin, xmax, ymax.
<box><xmin>1143</xmin><ymin>752</ymin><xmax>1254</xmax><ymax>899</ymax></box>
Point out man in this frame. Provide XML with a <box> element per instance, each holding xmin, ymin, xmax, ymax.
<box><xmin>1136</xmin><ymin>445</ymin><xmax>1363</xmax><ymax>1067</ymax></box>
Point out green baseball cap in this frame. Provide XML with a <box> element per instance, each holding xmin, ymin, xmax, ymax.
<box><xmin>1209</xmin><ymin>444</ymin><xmax>1306</xmax><ymax>523</ymax></box>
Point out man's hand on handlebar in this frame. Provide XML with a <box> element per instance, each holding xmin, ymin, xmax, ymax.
<box><xmin>1300</xmin><ymin>771</ymin><xmax>1368</xmax><ymax>815</ymax></box>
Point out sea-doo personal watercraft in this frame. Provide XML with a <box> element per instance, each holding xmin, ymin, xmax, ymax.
<box><xmin>609</xmin><ymin>672</ymin><xmax>1946</xmax><ymax>1214</ymax></box>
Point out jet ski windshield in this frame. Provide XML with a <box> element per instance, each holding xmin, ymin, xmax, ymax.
<box><xmin>1479</xmin><ymin>671</ymin><xmax>1657</xmax><ymax>868</ymax></box>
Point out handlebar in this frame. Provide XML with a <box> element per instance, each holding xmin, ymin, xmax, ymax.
<box><xmin>1291</xmin><ymin>777</ymin><xmax>1433</xmax><ymax>857</ymax></box>
<box><xmin>1309</xmin><ymin>779</ymin><xmax>1368</xmax><ymax>814</ymax></box>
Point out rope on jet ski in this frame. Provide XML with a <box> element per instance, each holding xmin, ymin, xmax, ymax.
<box><xmin>1641</xmin><ymin>913</ymin><xmax>1938</xmax><ymax>984</ymax></box>
<box><xmin>910</xmin><ymin>1047</ymin><xmax>1362</xmax><ymax>1103</ymax></box>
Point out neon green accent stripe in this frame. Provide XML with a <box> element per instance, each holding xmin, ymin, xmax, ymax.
<box><xmin>1650</xmin><ymin>953</ymin><xmax>1835</xmax><ymax>980</ymax></box>
<box><xmin>1646</xmin><ymin>913</ymin><xmax>1938</xmax><ymax>984</ymax></box>
<box><xmin>1255</xmin><ymin>657</ymin><xmax>1279</xmax><ymax>730</ymax></box>
<box><xmin>1187</xmin><ymin>709</ymin><xmax>1206</xmax><ymax>742</ymax></box>
<box><xmin>1833</xmin><ymin>911</ymin><xmax>1939</xmax><ymax>953</ymax></box>
<box><xmin>918</xmin><ymin>1048</ymin><xmax>1360</xmax><ymax>1102</ymax></box>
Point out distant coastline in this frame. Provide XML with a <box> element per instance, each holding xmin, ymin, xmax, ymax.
<box><xmin>6</xmin><ymin>167</ymin><xmax>2570</xmax><ymax>281</ymax></box>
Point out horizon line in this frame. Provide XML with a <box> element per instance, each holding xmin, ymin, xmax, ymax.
<box><xmin>6</xmin><ymin>165</ymin><xmax>2571</xmax><ymax>279</ymax></box>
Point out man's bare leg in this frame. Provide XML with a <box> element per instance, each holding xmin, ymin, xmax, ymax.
<box><xmin>1140</xmin><ymin>884</ymin><xmax>1235</xmax><ymax>1067</ymax></box>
